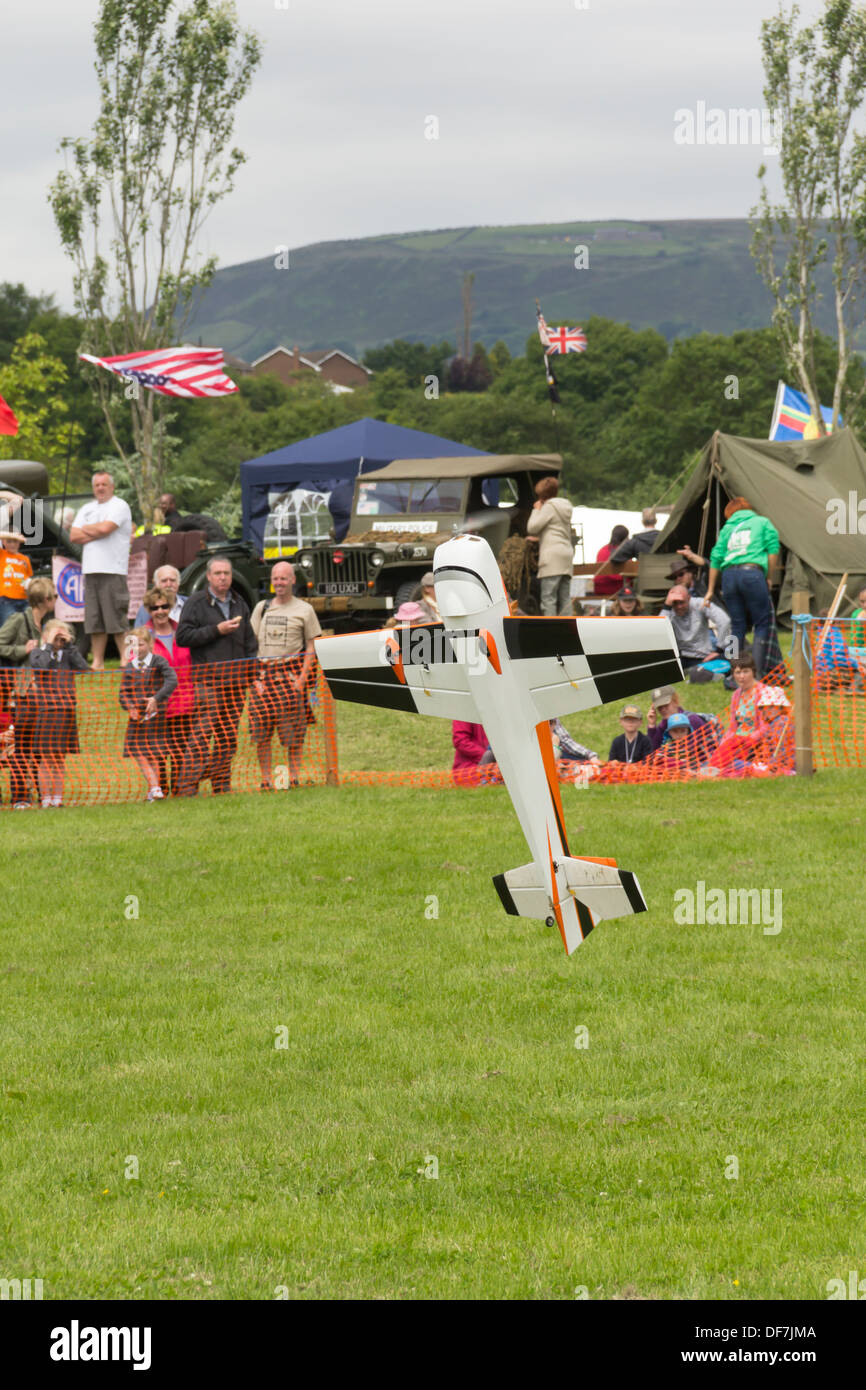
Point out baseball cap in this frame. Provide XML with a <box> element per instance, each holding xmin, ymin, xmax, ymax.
<box><xmin>421</xmin><ymin>572</ymin><xmax>436</xmax><ymax>588</ymax></box>
<box><xmin>620</xmin><ymin>704</ymin><xmax>641</xmax><ymax>719</ymax></box>
<box><xmin>666</xmin><ymin>712</ymin><xmax>691</xmax><ymax>731</ymax></box>
<box><xmin>651</xmin><ymin>686</ymin><xmax>675</xmax><ymax>707</ymax></box>
<box><xmin>618</xmin><ymin>585</ymin><xmax>637</xmax><ymax>599</ymax></box>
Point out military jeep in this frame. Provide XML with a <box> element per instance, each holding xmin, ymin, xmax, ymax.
<box><xmin>292</xmin><ymin>453</ymin><xmax>562</xmax><ymax>626</ymax></box>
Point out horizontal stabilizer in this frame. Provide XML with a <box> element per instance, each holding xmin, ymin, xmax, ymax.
<box><xmin>493</xmin><ymin>855</ymin><xmax>647</xmax><ymax>953</ymax></box>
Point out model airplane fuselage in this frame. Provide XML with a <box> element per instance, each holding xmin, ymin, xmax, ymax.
<box><xmin>315</xmin><ymin>534</ymin><xmax>682</xmax><ymax>954</ymax></box>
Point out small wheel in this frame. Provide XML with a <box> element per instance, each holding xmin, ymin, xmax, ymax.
<box><xmin>545</xmin><ymin>916</ymin><xmax>556</xmax><ymax>928</ymax></box>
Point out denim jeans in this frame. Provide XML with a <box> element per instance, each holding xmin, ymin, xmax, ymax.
<box><xmin>540</xmin><ymin>574</ymin><xmax>572</xmax><ymax>616</ymax></box>
<box><xmin>721</xmin><ymin>565</ymin><xmax>773</xmax><ymax>676</ymax></box>
<box><xmin>0</xmin><ymin>597</ymin><xmax>28</xmax><ymax>626</ymax></box>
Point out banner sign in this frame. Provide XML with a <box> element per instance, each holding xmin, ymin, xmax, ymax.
<box><xmin>53</xmin><ymin>557</ymin><xmax>84</xmax><ymax>623</ymax></box>
<box><xmin>52</xmin><ymin>551</ymin><xmax>150</xmax><ymax>624</ymax></box>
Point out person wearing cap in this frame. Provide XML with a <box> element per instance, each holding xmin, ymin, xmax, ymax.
<box><xmin>0</xmin><ymin>529</ymin><xmax>33</xmax><ymax>626</ymax></box>
<box><xmin>667</xmin><ymin>550</ymin><xmax>707</xmax><ymax>599</ymax></box>
<box><xmin>662</xmin><ymin>584</ymin><xmax>730</xmax><ymax>675</ymax></box>
<box><xmin>607</xmin><ymin>704</ymin><xmax>652</xmax><ymax>765</ymax></box>
<box><xmin>704</xmin><ymin>498</ymin><xmax>780</xmax><ymax>678</ymax></box>
<box><xmin>646</xmin><ymin>685</ymin><xmax>707</xmax><ymax>751</ymax></box>
<box><xmin>525</xmin><ymin>476</ymin><xmax>575</xmax><ymax>616</ymax></box>
<box><xmin>611</xmin><ymin>585</ymin><xmax>644</xmax><ymax>616</ymax></box>
<box><xmin>611</xmin><ymin>508</ymin><xmax>660</xmax><ymax>564</ymax></box>
<box><xmin>418</xmin><ymin>573</ymin><xmax>440</xmax><ymax>623</ymax></box>
<box><xmin>660</xmin><ymin>711</ymin><xmax>704</xmax><ymax>770</ymax></box>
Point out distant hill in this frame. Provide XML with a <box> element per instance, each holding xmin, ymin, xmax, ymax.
<box><xmin>185</xmin><ymin>219</ymin><xmax>841</xmax><ymax>362</ymax></box>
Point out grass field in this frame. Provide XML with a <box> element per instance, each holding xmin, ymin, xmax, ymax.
<box><xmin>2</xmin><ymin>677</ymin><xmax>864</xmax><ymax>1299</ymax></box>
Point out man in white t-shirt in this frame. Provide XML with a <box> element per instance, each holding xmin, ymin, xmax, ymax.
<box><xmin>70</xmin><ymin>470</ymin><xmax>133</xmax><ymax>670</ymax></box>
<box><xmin>249</xmin><ymin>560</ymin><xmax>322</xmax><ymax>788</ymax></box>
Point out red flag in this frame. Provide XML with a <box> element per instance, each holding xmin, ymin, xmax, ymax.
<box><xmin>0</xmin><ymin>391</ymin><xmax>19</xmax><ymax>436</ymax></box>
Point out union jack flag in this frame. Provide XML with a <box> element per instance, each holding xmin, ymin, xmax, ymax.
<box><xmin>78</xmin><ymin>345</ymin><xmax>239</xmax><ymax>399</ymax></box>
<box><xmin>544</xmin><ymin>325</ymin><xmax>587</xmax><ymax>355</ymax></box>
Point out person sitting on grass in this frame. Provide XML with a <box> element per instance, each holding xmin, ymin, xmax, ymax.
<box><xmin>709</xmin><ymin>653</ymin><xmax>767</xmax><ymax>770</ymax></box>
<box><xmin>850</xmin><ymin>585</ymin><xmax>866</xmax><ymax>621</ymax></box>
<box><xmin>549</xmin><ymin>718</ymin><xmax>598</xmax><ymax>763</ymax></box>
<box><xmin>119</xmin><ymin>628</ymin><xmax>178</xmax><ymax>802</ymax></box>
<box><xmin>815</xmin><ymin>608</ymin><xmax>866</xmax><ymax>687</ymax></box>
<box><xmin>452</xmin><ymin>720</ymin><xmax>496</xmax><ymax>773</ymax></box>
<box><xmin>752</xmin><ymin>686</ymin><xmax>794</xmax><ymax>771</ymax></box>
<box><xmin>27</xmin><ymin>619</ymin><xmax>92</xmax><ymax>808</ymax></box>
<box><xmin>608</xmin><ymin>703</ymin><xmax>653</xmax><ymax>765</ymax></box>
<box><xmin>659</xmin><ymin>711</ymin><xmax>704</xmax><ymax>771</ymax></box>
<box><xmin>610</xmin><ymin>584</ymin><xmax>644</xmax><ymax>616</ymax></box>
<box><xmin>646</xmin><ymin>686</ymin><xmax>707</xmax><ymax>751</ymax></box>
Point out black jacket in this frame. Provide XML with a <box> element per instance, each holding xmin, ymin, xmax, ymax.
<box><xmin>612</xmin><ymin>529</ymin><xmax>659</xmax><ymax>564</ymax></box>
<box><xmin>119</xmin><ymin>653</ymin><xmax>178</xmax><ymax>714</ymax></box>
<box><xmin>607</xmin><ymin>731</ymin><xmax>653</xmax><ymax>764</ymax></box>
<box><xmin>28</xmin><ymin>644</ymin><xmax>91</xmax><ymax>705</ymax></box>
<box><xmin>165</xmin><ymin>510</ymin><xmax>228</xmax><ymax>544</ymax></box>
<box><xmin>176</xmin><ymin>587</ymin><xmax>258</xmax><ymax>670</ymax></box>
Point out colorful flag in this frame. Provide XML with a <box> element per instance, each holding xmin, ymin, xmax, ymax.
<box><xmin>544</xmin><ymin>325</ymin><xmax>588</xmax><ymax>355</ymax></box>
<box><xmin>0</xmin><ymin>390</ymin><xmax>19</xmax><ymax>436</ymax></box>
<box><xmin>78</xmin><ymin>345</ymin><xmax>239</xmax><ymax>399</ymax></box>
<box><xmin>769</xmin><ymin>380</ymin><xmax>838</xmax><ymax>441</ymax></box>
<box><xmin>536</xmin><ymin>302</ymin><xmax>551</xmax><ymax>349</ymax></box>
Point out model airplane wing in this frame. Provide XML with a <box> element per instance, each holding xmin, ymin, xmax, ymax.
<box><xmin>502</xmin><ymin>615</ymin><xmax>683</xmax><ymax>721</ymax></box>
<box><xmin>315</xmin><ymin>622</ymin><xmax>477</xmax><ymax>720</ymax></box>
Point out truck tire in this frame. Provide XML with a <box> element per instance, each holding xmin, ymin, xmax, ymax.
<box><xmin>393</xmin><ymin>580</ymin><xmax>421</xmax><ymax>610</ymax></box>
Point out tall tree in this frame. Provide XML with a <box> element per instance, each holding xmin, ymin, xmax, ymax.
<box><xmin>48</xmin><ymin>0</ymin><xmax>261</xmax><ymax>519</ymax></box>
<box><xmin>0</xmin><ymin>334</ymin><xmax>84</xmax><ymax>469</ymax></box>
<box><xmin>750</xmin><ymin>0</ymin><xmax>866</xmax><ymax>432</ymax></box>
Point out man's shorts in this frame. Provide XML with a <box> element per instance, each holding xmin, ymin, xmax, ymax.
<box><xmin>83</xmin><ymin>573</ymin><xmax>130</xmax><ymax>635</ymax></box>
<box><xmin>248</xmin><ymin>664</ymin><xmax>314</xmax><ymax>747</ymax></box>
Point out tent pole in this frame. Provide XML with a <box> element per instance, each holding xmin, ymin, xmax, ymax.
<box><xmin>696</xmin><ymin>431</ymin><xmax>719</xmax><ymax>560</ymax></box>
<box><xmin>791</xmin><ymin>589</ymin><xmax>814</xmax><ymax>777</ymax></box>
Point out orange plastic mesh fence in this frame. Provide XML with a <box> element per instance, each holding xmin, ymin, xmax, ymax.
<box><xmin>0</xmin><ymin>660</ymin><xmax>338</xmax><ymax>808</ymax></box>
<box><xmin>4</xmin><ymin>624</ymin><xmax>862</xmax><ymax>806</ymax></box>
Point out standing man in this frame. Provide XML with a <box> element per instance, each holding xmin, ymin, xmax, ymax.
<box><xmin>704</xmin><ymin>497</ymin><xmax>780</xmax><ymax>678</ymax></box>
<box><xmin>249</xmin><ymin>561</ymin><xmax>322</xmax><ymax>788</ymax></box>
<box><xmin>176</xmin><ymin>557</ymin><xmax>257</xmax><ymax>795</ymax></box>
<box><xmin>69</xmin><ymin>470</ymin><xmax>133</xmax><ymax>670</ymax></box>
<box><xmin>526</xmin><ymin>476</ymin><xmax>574</xmax><ymax>616</ymax></box>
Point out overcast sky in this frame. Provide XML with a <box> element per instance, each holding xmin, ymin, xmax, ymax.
<box><xmin>2</xmin><ymin>0</ymin><xmax>829</xmax><ymax>309</ymax></box>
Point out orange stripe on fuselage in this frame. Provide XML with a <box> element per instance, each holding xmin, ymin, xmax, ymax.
<box><xmin>546</xmin><ymin>826</ymin><xmax>568</xmax><ymax>952</ymax></box>
<box><xmin>576</xmin><ymin>855</ymin><xmax>618</xmax><ymax>868</ymax></box>
<box><xmin>536</xmin><ymin>720</ymin><xmax>569</xmax><ymax>855</ymax></box>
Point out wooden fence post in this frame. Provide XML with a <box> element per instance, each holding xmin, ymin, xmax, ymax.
<box><xmin>792</xmin><ymin>590</ymin><xmax>814</xmax><ymax>778</ymax></box>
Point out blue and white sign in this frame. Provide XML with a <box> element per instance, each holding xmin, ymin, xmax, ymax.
<box><xmin>53</xmin><ymin>557</ymin><xmax>84</xmax><ymax>622</ymax></box>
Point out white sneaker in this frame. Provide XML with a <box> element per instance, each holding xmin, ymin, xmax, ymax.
<box><xmin>41</xmin><ymin>796</ymin><xmax>53</xmax><ymax>809</ymax></box>
<box><xmin>146</xmin><ymin>786</ymin><xmax>165</xmax><ymax>802</ymax></box>
<box><xmin>12</xmin><ymin>802</ymin><xmax>31</xmax><ymax>810</ymax></box>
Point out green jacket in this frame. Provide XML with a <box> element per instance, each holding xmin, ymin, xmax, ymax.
<box><xmin>709</xmin><ymin>510</ymin><xmax>780</xmax><ymax>574</ymax></box>
<box><xmin>0</xmin><ymin>608</ymin><xmax>39</xmax><ymax>665</ymax></box>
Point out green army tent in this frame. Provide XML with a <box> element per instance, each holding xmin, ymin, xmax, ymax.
<box><xmin>652</xmin><ymin>428</ymin><xmax>866</xmax><ymax>616</ymax></box>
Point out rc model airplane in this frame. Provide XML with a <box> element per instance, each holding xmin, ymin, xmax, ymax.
<box><xmin>314</xmin><ymin>534</ymin><xmax>682</xmax><ymax>954</ymax></box>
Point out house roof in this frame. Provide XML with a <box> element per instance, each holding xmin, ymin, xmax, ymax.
<box><xmin>249</xmin><ymin>345</ymin><xmax>372</xmax><ymax>374</ymax></box>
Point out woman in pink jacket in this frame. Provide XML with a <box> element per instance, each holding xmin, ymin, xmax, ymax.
<box><xmin>144</xmin><ymin>586</ymin><xmax>194</xmax><ymax>794</ymax></box>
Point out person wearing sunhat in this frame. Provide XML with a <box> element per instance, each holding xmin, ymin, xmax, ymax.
<box><xmin>0</xmin><ymin>528</ymin><xmax>33</xmax><ymax>626</ymax></box>
<box><xmin>704</xmin><ymin>497</ymin><xmax>780</xmax><ymax>678</ymax></box>
<box><xmin>666</xmin><ymin>551</ymin><xmax>707</xmax><ymax>599</ymax></box>
<box><xmin>607</xmin><ymin>704</ymin><xmax>652</xmax><ymax>764</ymax></box>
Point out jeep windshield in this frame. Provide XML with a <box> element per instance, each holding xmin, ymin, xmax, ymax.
<box><xmin>355</xmin><ymin>478</ymin><xmax>465</xmax><ymax>516</ymax></box>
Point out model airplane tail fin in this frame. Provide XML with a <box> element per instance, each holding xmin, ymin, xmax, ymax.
<box><xmin>492</xmin><ymin>856</ymin><xmax>647</xmax><ymax>954</ymax></box>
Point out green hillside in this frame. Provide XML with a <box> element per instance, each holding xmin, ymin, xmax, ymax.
<box><xmin>184</xmin><ymin>219</ymin><xmax>839</xmax><ymax>362</ymax></box>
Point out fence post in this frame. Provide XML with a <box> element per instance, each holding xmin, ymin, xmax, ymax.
<box><xmin>792</xmin><ymin>590</ymin><xmax>814</xmax><ymax>778</ymax></box>
<box><xmin>318</xmin><ymin>631</ymin><xmax>339</xmax><ymax>786</ymax></box>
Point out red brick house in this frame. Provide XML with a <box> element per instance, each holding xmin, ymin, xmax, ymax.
<box><xmin>250</xmin><ymin>344</ymin><xmax>372</xmax><ymax>391</ymax></box>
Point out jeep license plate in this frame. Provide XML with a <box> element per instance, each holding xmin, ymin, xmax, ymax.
<box><xmin>318</xmin><ymin>582</ymin><xmax>365</xmax><ymax>595</ymax></box>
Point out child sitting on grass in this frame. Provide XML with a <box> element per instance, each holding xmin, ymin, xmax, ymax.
<box><xmin>607</xmin><ymin>704</ymin><xmax>652</xmax><ymax>765</ymax></box>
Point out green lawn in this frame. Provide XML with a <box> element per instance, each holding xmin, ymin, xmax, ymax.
<box><xmin>2</xmin><ymin>744</ymin><xmax>864</xmax><ymax>1299</ymax></box>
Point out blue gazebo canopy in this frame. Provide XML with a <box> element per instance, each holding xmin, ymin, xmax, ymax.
<box><xmin>240</xmin><ymin>417</ymin><xmax>489</xmax><ymax>549</ymax></box>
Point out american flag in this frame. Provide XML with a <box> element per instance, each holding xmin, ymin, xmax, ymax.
<box><xmin>78</xmin><ymin>346</ymin><xmax>239</xmax><ymax>399</ymax></box>
<box><xmin>544</xmin><ymin>325</ymin><xmax>588</xmax><ymax>355</ymax></box>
